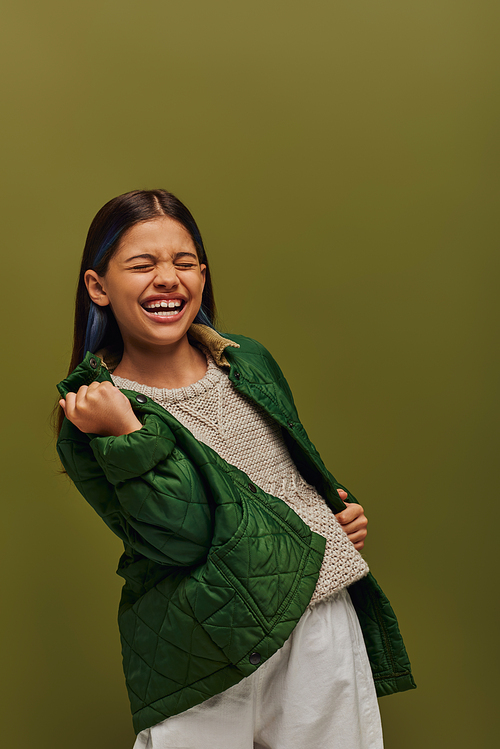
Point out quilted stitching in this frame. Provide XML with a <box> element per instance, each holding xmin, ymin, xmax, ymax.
<box><xmin>56</xmin><ymin>331</ymin><xmax>415</xmax><ymax>734</ymax></box>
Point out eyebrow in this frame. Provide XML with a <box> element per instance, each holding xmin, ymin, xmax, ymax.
<box><xmin>123</xmin><ymin>251</ymin><xmax>198</xmax><ymax>263</ymax></box>
<box><xmin>123</xmin><ymin>253</ymin><xmax>155</xmax><ymax>263</ymax></box>
<box><xmin>174</xmin><ymin>252</ymin><xmax>198</xmax><ymax>260</ymax></box>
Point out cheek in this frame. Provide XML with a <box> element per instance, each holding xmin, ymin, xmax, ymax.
<box><xmin>107</xmin><ymin>279</ymin><xmax>139</xmax><ymax>304</ymax></box>
<box><xmin>106</xmin><ymin>289</ymin><xmax>136</xmax><ymax>321</ymax></box>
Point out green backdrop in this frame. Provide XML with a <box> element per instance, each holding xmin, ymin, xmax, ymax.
<box><xmin>1</xmin><ymin>2</ymin><xmax>499</xmax><ymax>747</ymax></box>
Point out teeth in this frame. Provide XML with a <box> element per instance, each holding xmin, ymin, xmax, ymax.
<box><xmin>144</xmin><ymin>299</ymin><xmax>183</xmax><ymax>310</ymax></box>
<box><xmin>149</xmin><ymin>309</ymin><xmax>180</xmax><ymax>316</ymax></box>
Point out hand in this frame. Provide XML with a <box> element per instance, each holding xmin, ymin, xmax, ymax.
<box><xmin>59</xmin><ymin>381</ymin><xmax>143</xmax><ymax>436</ymax></box>
<box><xmin>335</xmin><ymin>489</ymin><xmax>368</xmax><ymax>550</ymax></box>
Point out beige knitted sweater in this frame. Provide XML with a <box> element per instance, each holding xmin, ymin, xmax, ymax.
<box><xmin>112</xmin><ymin>352</ymin><xmax>369</xmax><ymax>606</ymax></box>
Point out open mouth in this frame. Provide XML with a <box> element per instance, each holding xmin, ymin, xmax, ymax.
<box><xmin>142</xmin><ymin>299</ymin><xmax>186</xmax><ymax>317</ymax></box>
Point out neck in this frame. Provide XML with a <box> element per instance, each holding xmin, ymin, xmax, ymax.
<box><xmin>112</xmin><ymin>335</ymin><xmax>207</xmax><ymax>389</ymax></box>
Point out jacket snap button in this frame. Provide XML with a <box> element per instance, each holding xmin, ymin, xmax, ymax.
<box><xmin>136</xmin><ymin>394</ymin><xmax>147</xmax><ymax>404</ymax></box>
<box><xmin>248</xmin><ymin>483</ymin><xmax>257</xmax><ymax>493</ymax></box>
<box><xmin>89</xmin><ymin>357</ymin><xmax>97</xmax><ymax>369</ymax></box>
<box><xmin>288</xmin><ymin>421</ymin><xmax>294</xmax><ymax>428</ymax></box>
<box><xmin>249</xmin><ymin>652</ymin><xmax>261</xmax><ymax>665</ymax></box>
<box><xmin>233</xmin><ymin>371</ymin><xmax>240</xmax><ymax>380</ymax></box>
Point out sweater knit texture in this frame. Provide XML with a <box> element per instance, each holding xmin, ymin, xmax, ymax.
<box><xmin>112</xmin><ymin>352</ymin><xmax>369</xmax><ymax>605</ymax></box>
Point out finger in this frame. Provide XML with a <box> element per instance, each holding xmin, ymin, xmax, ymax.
<box><xmin>346</xmin><ymin>527</ymin><xmax>368</xmax><ymax>543</ymax></box>
<box><xmin>85</xmin><ymin>381</ymin><xmax>109</xmax><ymax>403</ymax></box>
<box><xmin>75</xmin><ymin>385</ymin><xmax>89</xmax><ymax>407</ymax></box>
<box><xmin>337</xmin><ymin>489</ymin><xmax>348</xmax><ymax>500</ymax></box>
<box><xmin>59</xmin><ymin>399</ymin><xmax>66</xmax><ymax>411</ymax></box>
<box><xmin>87</xmin><ymin>380</ymin><xmax>114</xmax><ymax>391</ymax></box>
<box><xmin>62</xmin><ymin>391</ymin><xmax>77</xmax><ymax>419</ymax></box>
<box><xmin>336</xmin><ymin>503</ymin><xmax>364</xmax><ymax>524</ymax></box>
<box><xmin>339</xmin><ymin>515</ymin><xmax>368</xmax><ymax>535</ymax></box>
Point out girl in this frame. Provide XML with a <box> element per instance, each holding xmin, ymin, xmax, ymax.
<box><xmin>57</xmin><ymin>189</ymin><xmax>415</xmax><ymax>749</ymax></box>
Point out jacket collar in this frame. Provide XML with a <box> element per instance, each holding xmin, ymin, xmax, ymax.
<box><xmin>188</xmin><ymin>324</ymin><xmax>240</xmax><ymax>367</ymax></box>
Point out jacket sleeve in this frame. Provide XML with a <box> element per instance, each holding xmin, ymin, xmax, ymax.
<box><xmin>57</xmin><ymin>413</ymin><xmax>213</xmax><ymax>566</ymax></box>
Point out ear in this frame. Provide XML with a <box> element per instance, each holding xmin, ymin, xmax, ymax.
<box><xmin>200</xmin><ymin>263</ymin><xmax>206</xmax><ymax>290</ymax></box>
<box><xmin>84</xmin><ymin>270</ymin><xmax>110</xmax><ymax>307</ymax></box>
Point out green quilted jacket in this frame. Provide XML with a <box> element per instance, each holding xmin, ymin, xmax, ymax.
<box><xmin>56</xmin><ymin>328</ymin><xmax>415</xmax><ymax>734</ymax></box>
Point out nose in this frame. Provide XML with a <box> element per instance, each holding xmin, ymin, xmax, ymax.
<box><xmin>153</xmin><ymin>262</ymin><xmax>179</xmax><ymax>289</ymax></box>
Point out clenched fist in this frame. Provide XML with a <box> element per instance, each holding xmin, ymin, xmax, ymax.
<box><xmin>59</xmin><ymin>380</ymin><xmax>143</xmax><ymax>436</ymax></box>
<box><xmin>335</xmin><ymin>489</ymin><xmax>368</xmax><ymax>550</ymax></box>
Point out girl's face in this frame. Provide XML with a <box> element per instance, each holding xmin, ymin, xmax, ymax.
<box><xmin>85</xmin><ymin>217</ymin><xmax>206</xmax><ymax>354</ymax></box>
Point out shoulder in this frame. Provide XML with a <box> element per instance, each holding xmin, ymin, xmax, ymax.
<box><xmin>220</xmin><ymin>332</ymin><xmax>291</xmax><ymax>389</ymax></box>
<box><xmin>221</xmin><ymin>333</ymin><xmax>280</xmax><ymax>369</ymax></box>
<box><xmin>221</xmin><ymin>332</ymin><xmax>272</xmax><ymax>356</ymax></box>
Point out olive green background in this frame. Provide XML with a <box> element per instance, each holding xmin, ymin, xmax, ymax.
<box><xmin>1</xmin><ymin>2</ymin><xmax>499</xmax><ymax>747</ymax></box>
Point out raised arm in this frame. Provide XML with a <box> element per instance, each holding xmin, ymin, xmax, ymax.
<box><xmin>57</xmin><ymin>398</ymin><xmax>213</xmax><ymax>567</ymax></box>
<box><xmin>59</xmin><ymin>380</ymin><xmax>143</xmax><ymax>436</ymax></box>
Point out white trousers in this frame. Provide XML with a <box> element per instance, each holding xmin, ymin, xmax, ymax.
<box><xmin>133</xmin><ymin>588</ymin><xmax>384</xmax><ymax>749</ymax></box>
